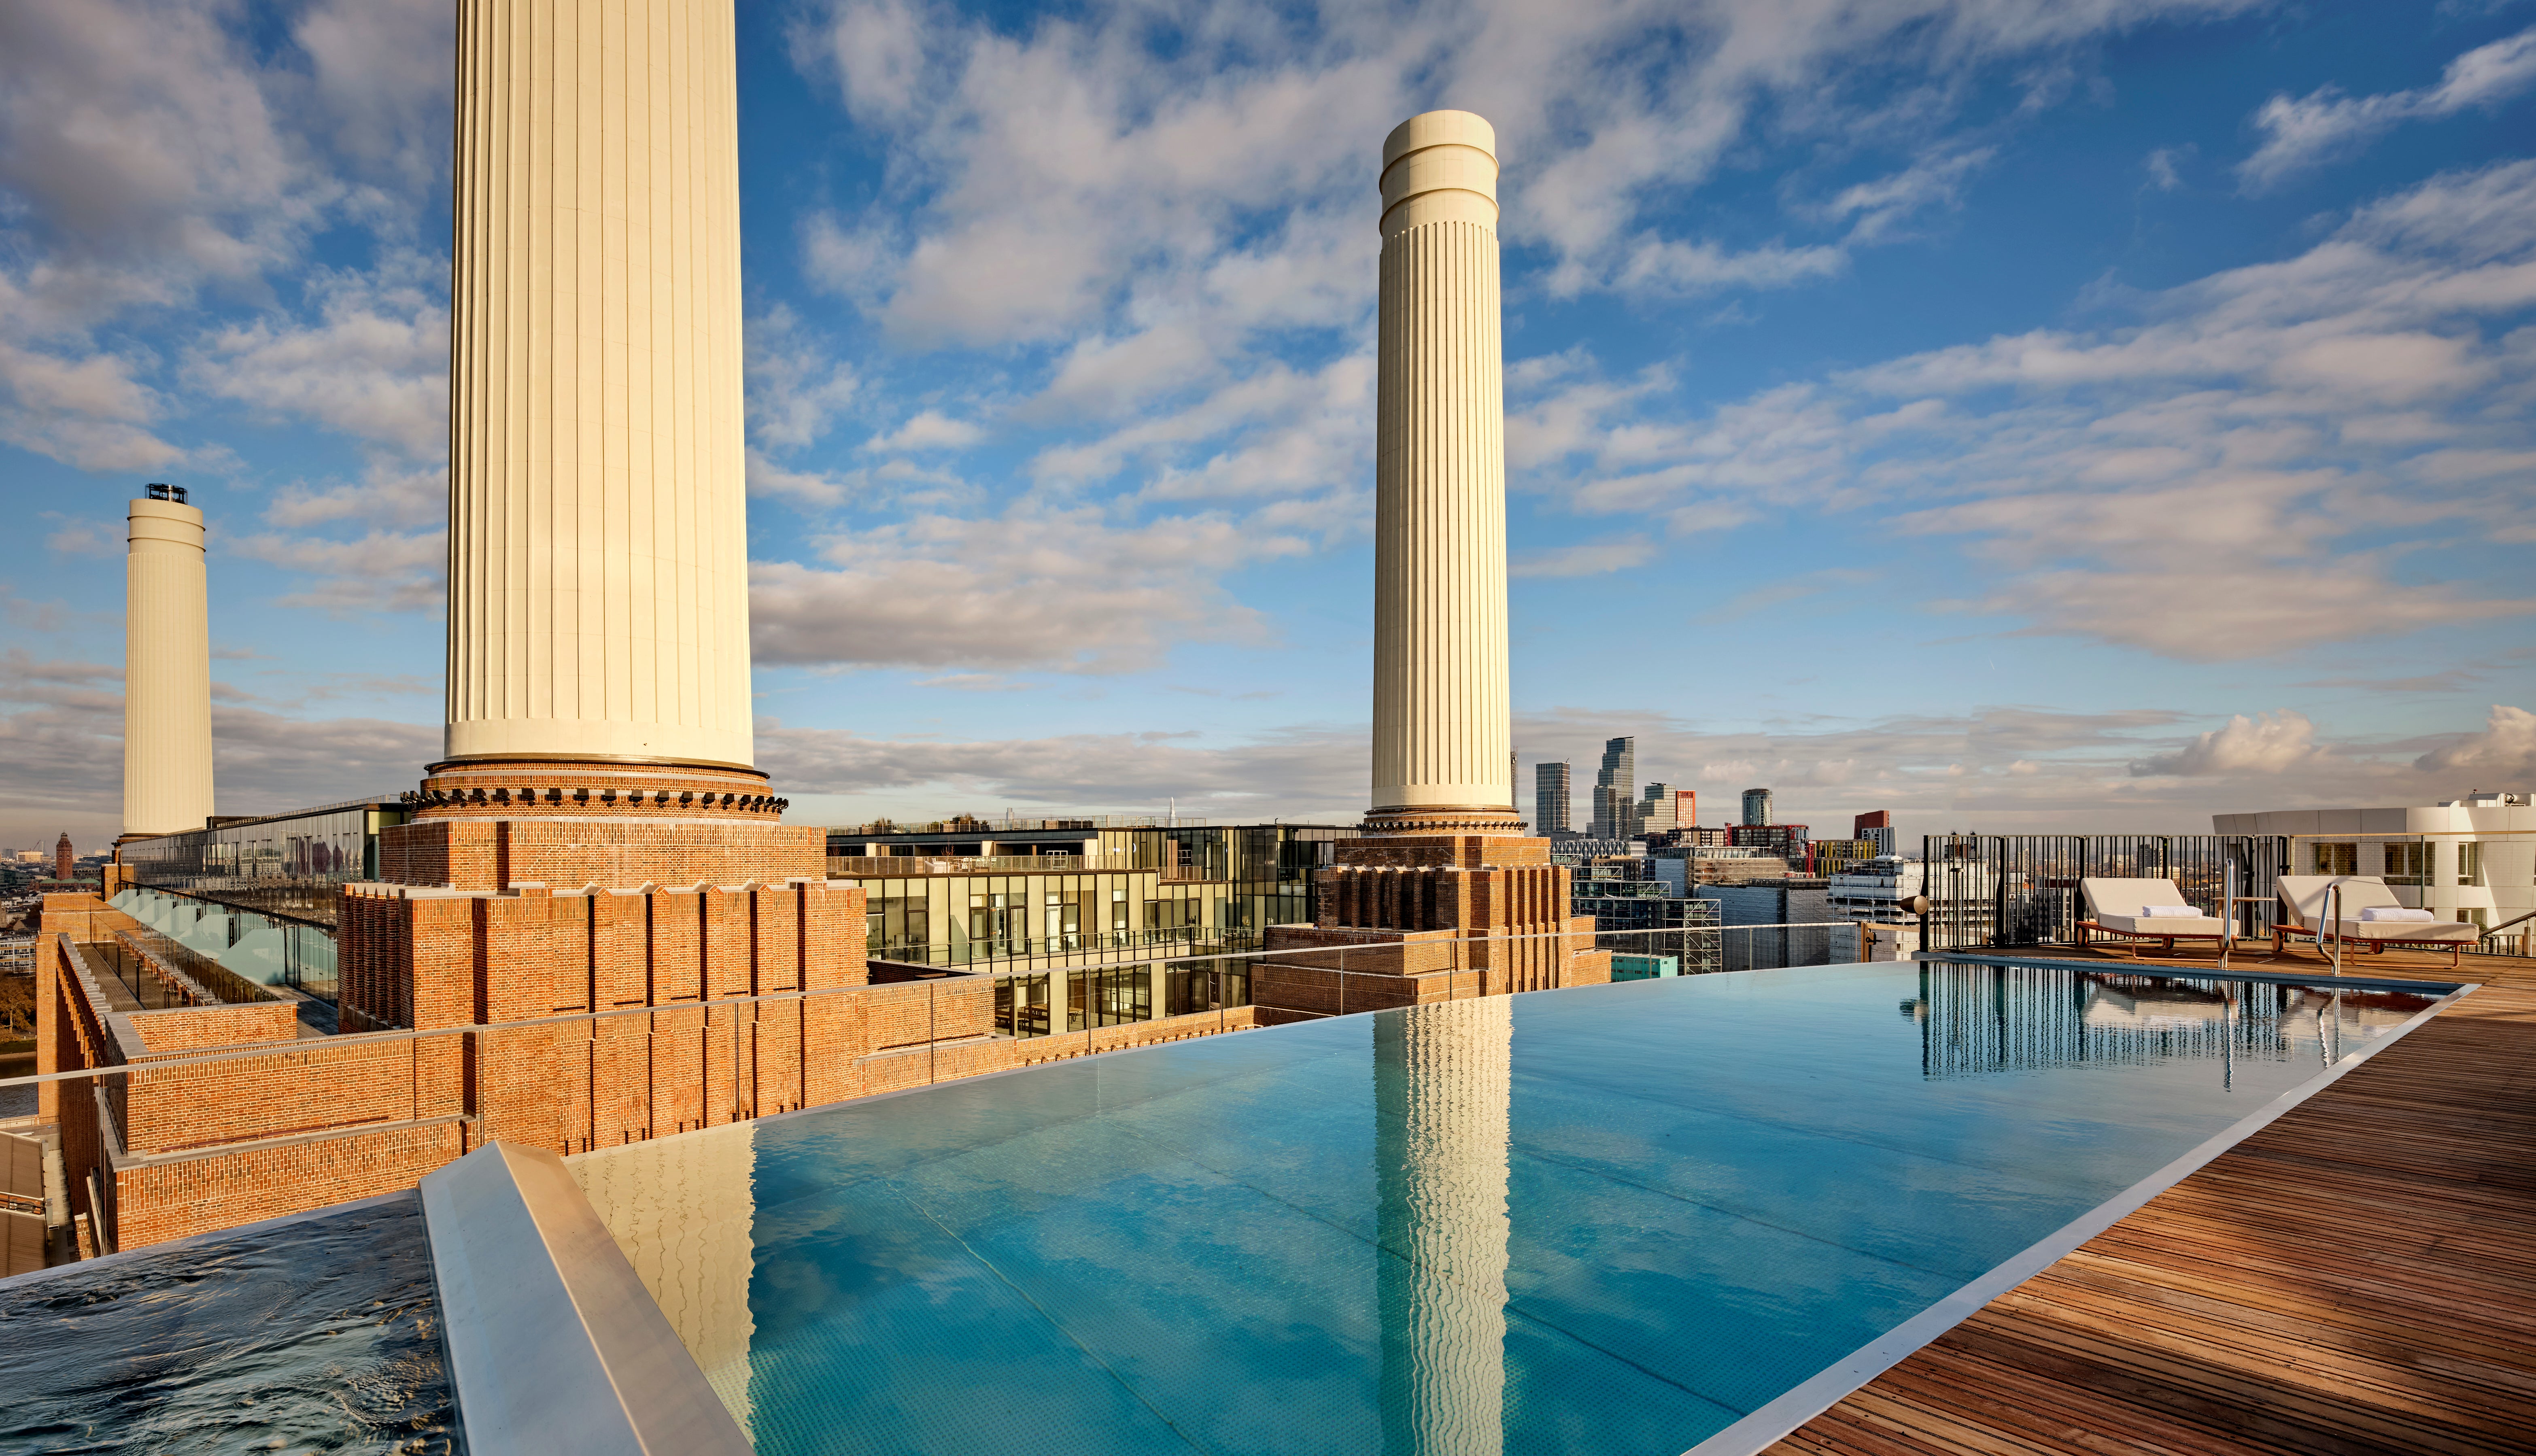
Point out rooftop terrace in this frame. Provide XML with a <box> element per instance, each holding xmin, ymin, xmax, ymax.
<box><xmin>1765</xmin><ymin>940</ymin><xmax>2536</xmax><ymax>1456</ymax></box>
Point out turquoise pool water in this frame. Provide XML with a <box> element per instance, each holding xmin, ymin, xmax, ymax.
<box><xmin>574</xmin><ymin>962</ymin><xmax>2438</xmax><ymax>1456</ymax></box>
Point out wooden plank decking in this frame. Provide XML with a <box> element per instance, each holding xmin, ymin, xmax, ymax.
<box><xmin>1767</xmin><ymin>944</ymin><xmax>2536</xmax><ymax>1456</ymax></box>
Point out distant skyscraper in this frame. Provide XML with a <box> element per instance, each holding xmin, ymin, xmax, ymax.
<box><xmin>1592</xmin><ymin>737</ymin><xmax>1635</xmax><ymax>840</ymax></box>
<box><xmin>54</xmin><ymin>831</ymin><xmax>73</xmax><ymax>880</ymax></box>
<box><xmin>1742</xmin><ymin>787</ymin><xmax>1774</xmax><ymax>827</ymax></box>
<box><xmin>1533</xmin><ymin>761</ymin><xmax>1572</xmax><ymax>835</ymax></box>
<box><xmin>1637</xmin><ymin>782</ymin><xmax>1678</xmax><ymax>834</ymax></box>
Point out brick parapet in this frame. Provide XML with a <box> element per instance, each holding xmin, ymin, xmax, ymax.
<box><xmin>110</xmin><ymin>1118</ymin><xmax>467</xmax><ymax>1248</ymax></box>
<box><xmin>126</xmin><ymin>1003</ymin><xmax>300</xmax><ymax>1056</ymax></box>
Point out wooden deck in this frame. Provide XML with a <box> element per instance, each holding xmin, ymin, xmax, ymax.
<box><xmin>1767</xmin><ymin>943</ymin><xmax>2536</xmax><ymax>1456</ymax></box>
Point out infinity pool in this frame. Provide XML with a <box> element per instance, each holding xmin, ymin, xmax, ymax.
<box><xmin>573</xmin><ymin>961</ymin><xmax>2440</xmax><ymax>1456</ymax></box>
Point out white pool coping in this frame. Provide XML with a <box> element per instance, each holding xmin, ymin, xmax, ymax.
<box><xmin>420</xmin><ymin>1140</ymin><xmax>752</xmax><ymax>1456</ymax></box>
<box><xmin>1680</xmin><ymin>972</ymin><xmax>2477</xmax><ymax>1456</ymax></box>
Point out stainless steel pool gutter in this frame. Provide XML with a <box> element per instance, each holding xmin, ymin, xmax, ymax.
<box><xmin>1682</xmin><ymin>970</ymin><xmax>2477</xmax><ymax>1456</ymax></box>
<box><xmin>420</xmin><ymin>1140</ymin><xmax>752</xmax><ymax>1456</ymax></box>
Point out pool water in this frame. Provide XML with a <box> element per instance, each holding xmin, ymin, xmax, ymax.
<box><xmin>572</xmin><ymin>962</ymin><xmax>2438</xmax><ymax>1456</ymax></box>
<box><xmin>0</xmin><ymin>1192</ymin><xmax>461</xmax><ymax>1455</ymax></box>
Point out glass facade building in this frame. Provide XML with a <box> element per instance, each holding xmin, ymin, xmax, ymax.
<box><xmin>828</xmin><ymin>823</ymin><xmax>1359</xmax><ymax>1040</ymax></box>
<box><xmin>1533</xmin><ymin>761</ymin><xmax>1572</xmax><ymax>836</ymax></box>
<box><xmin>115</xmin><ymin>800</ymin><xmax>408</xmax><ymax>929</ymax></box>
<box><xmin>1591</xmin><ymin>738</ymin><xmax>1635</xmax><ymax>840</ymax></box>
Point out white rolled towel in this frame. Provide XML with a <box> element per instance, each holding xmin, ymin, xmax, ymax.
<box><xmin>2358</xmin><ymin>906</ymin><xmax>2435</xmax><ymax>923</ymax></box>
<box><xmin>2137</xmin><ymin>904</ymin><xmax>2202</xmax><ymax>918</ymax></box>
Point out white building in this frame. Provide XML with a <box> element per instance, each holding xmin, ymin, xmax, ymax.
<box><xmin>1825</xmin><ymin>856</ymin><xmax>2000</xmax><ymax>957</ymax></box>
<box><xmin>2215</xmin><ymin>792</ymin><xmax>2534</xmax><ymax>947</ymax></box>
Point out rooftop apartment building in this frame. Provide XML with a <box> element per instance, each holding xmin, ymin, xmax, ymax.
<box><xmin>1650</xmin><ymin>848</ymin><xmax>1801</xmax><ymax>888</ymax></box>
<box><xmin>2214</xmin><ymin>792</ymin><xmax>2535</xmax><ymax>945</ymax></box>
<box><xmin>1854</xmin><ymin>810</ymin><xmax>1897</xmax><ymax>858</ymax></box>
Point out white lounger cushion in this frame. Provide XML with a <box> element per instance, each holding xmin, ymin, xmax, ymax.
<box><xmin>2138</xmin><ymin>904</ymin><xmax>2202</xmax><ymax>918</ymax></box>
<box><xmin>2276</xmin><ymin>874</ymin><xmax>2403</xmax><ymax>925</ymax></box>
<box><xmin>2358</xmin><ymin>906</ymin><xmax>2434</xmax><ymax>922</ymax></box>
<box><xmin>2096</xmin><ymin>912</ymin><xmax>2226</xmax><ymax>935</ymax></box>
<box><xmin>2326</xmin><ymin>919</ymin><xmax>2478</xmax><ymax>943</ymax></box>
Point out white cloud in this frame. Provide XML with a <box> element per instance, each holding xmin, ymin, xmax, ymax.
<box><xmin>0</xmin><ymin>647</ymin><xmax>439</xmax><ymax>847</ymax></box>
<box><xmin>2145</xmin><ymin>145</ymin><xmax>2189</xmax><ymax>191</ymax></box>
<box><xmin>2413</xmin><ymin>703</ymin><xmax>2536</xmax><ymax>777</ymax></box>
<box><xmin>2239</xmin><ymin>26</ymin><xmax>2536</xmax><ymax>189</ymax></box>
<box><xmin>292</xmin><ymin>0</ymin><xmax>455</xmax><ymax>190</ymax></box>
<box><xmin>2130</xmin><ymin>709</ymin><xmax>2326</xmax><ymax>776</ymax></box>
<box><xmin>1510</xmin><ymin>540</ymin><xmax>1655</xmax><ymax>578</ymax></box>
<box><xmin>1507</xmin><ymin>159</ymin><xmax>2536</xmax><ymax>659</ymax></box>
<box><xmin>750</xmin><ymin>509</ymin><xmax>1306</xmax><ymax>671</ymax></box>
<box><xmin>762</xmin><ymin>717</ymin><xmax>1368</xmax><ymax>823</ymax></box>
<box><xmin>865</xmin><ymin>410</ymin><xmax>983</xmax><ymax>453</ymax></box>
<box><xmin>0</xmin><ymin>333</ymin><xmax>183</xmax><ymax>471</ymax></box>
<box><xmin>43</xmin><ymin>518</ymin><xmax>117</xmax><ymax>557</ymax></box>
<box><xmin>230</xmin><ymin>528</ymin><xmax>446</xmax><ymax>616</ymax></box>
<box><xmin>748</xmin><ymin>306</ymin><xmax>863</xmax><ymax>451</ymax></box>
<box><xmin>788</xmin><ymin>0</ymin><xmax>2262</xmax><ymax>350</ymax></box>
<box><xmin>189</xmin><ymin>255</ymin><xmax>449</xmax><ymax>456</ymax></box>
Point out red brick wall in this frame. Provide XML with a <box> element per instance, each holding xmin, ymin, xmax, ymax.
<box><xmin>113</xmin><ymin>1120</ymin><xmax>467</xmax><ymax>1248</ymax></box>
<box><xmin>126</xmin><ymin>1003</ymin><xmax>300</xmax><ymax>1055</ymax></box>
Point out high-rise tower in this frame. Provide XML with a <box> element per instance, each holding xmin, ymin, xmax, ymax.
<box><xmin>1591</xmin><ymin>736</ymin><xmax>1635</xmax><ymax>840</ymax></box>
<box><xmin>1743</xmin><ymin>787</ymin><xmax>1774</xmax><ymax>828</ymax></box>
<box><xmin>123</xmin><ymin>485</ymin><xmax>214</xmax><ymax>840</ymax></box>
<box><xmin>1257</xmin><ymin>112</ymin><xmax>1607</xmax><ymax>1018</ymax></box>
<box><xmin>1533</xmin><ymin>762</ymin><xmax>1571</xmax><ymax>836</ymax></box>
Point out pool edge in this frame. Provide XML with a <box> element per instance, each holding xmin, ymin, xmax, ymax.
<box><xmin>420</xmin><ymin>1140</ymin><xmax>754</xmax><ymax>1456</ymax></box>
<box><xmin>1678</xmin><ymin>974</ymin><xmax>2481</xmax><ymax>1456</ymax></box>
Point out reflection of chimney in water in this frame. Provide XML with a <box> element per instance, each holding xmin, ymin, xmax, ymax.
<box><xmin>572</xmin><ymin>1123</ymin><xmax>760</xmax><ymax>1435</ymax></box>
<box><xmin>1376</xmin><ymin>997</ymin><xmax>1513</xmax><ymax>1455</ymax></box>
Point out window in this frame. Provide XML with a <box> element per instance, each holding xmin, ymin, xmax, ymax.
<box><xmin>2313</xmin><ymin>843</ymin><xmax>2357</xmax><ymax>876</ymax></box>
<box><xmin>996</xmin><ymin>974</ymin><xmax>1050</xmax><ymax>1038</ymax></box>
<box><xmin>1067</xmin><ymin>966</ymin><xmax>1153</xmax><ymax>1031</ymax></box>
<box><xmin>2382</xmin><ymin>842</ymin><xmax>2427</xmax><ymax>886</ymax></box>
<box><xmin>2460</xmin><ymin>841</ymin><xmax>2484</xmax><ymax>887</ymax></box>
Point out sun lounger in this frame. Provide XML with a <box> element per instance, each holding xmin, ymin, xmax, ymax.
<box><xmin>2077</xmin><ymin>878</ymin><xmax>2229</xmax><ymax>957</ymax></box>
<box><xmin>2273</xmin><ymin>875</ymin><xmax>2477</xmax><ymax>969</ymax></box>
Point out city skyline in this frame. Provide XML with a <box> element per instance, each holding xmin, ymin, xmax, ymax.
<box><xmin>5</xmin><ymin>0</ymin><xmax>2536</xmax><ymax>849</ymax></box>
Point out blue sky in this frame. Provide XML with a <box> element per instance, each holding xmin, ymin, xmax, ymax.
<box><xmin>4</xmin><ymin>0</ymin><xmax>2534</xmax><ymax>852</ymax></box>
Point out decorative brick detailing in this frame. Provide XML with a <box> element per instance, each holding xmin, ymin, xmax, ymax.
<box><xmin>1361</xmin><ymin>807</ymin><xmax>1530</xmax><ymax>836</ymax></box>
<box><xmin>405</xmin><ymin>758</ymin><xmax>786</xmax><ymax>821</ymax></box>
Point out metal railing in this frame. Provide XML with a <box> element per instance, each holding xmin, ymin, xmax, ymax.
<box><xmin>1920</xmin><ymin>832</ymin><xmax>2536</xmax><ymax>959</ymax></box>
<box><xmin>4</xmin><ymin>920</ymin><xmax>1905</xmax><ymax>1099</ymax></box>
<box><xmin>829</xmin><ymin>853</ymin><xmax>1159</xmax><ymax>877</ymax></box>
